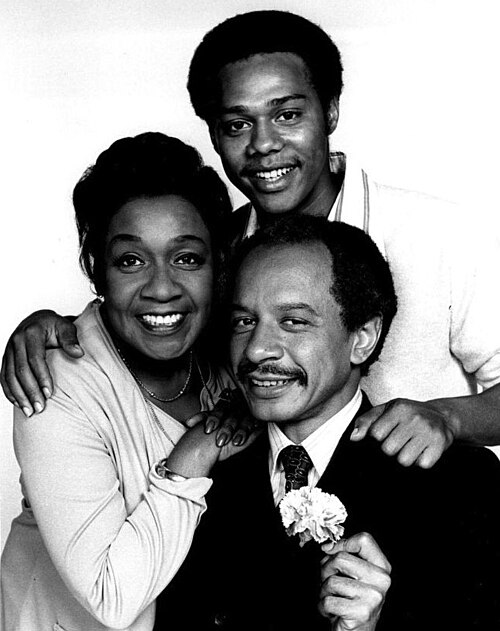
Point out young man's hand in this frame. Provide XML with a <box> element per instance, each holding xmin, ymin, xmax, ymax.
<box><xmin>351</xmin><ymin>398</ymin><xmax>456</xmax><ymax>468</ymax></box>
<box><xmin>1</xmin><ymin>310</ymin><xmax>82</xmax><ymax>416</ymax></box>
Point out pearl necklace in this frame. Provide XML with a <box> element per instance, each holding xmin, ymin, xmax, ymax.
<box><xmin>117</xmin><ymin>347</ymin><xmax>193</xmax><ymax>403</ymax></box>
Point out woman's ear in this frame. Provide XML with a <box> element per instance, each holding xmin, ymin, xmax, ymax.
<box><xmin>350</xmin><ymin>315</ymin><xmax>382</xmax><ymax>367</ymax></box>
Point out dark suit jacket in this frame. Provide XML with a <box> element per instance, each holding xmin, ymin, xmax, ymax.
<box><xmin>155</xmin><ymin>395</ymin><xmax>500</xmax><ymax>630</ymax></box>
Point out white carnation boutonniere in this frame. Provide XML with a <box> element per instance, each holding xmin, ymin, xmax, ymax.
<box><xmin>279</xmin><ymin>486</ymin><xmax>347</xmax><ymax>547</ymax></box>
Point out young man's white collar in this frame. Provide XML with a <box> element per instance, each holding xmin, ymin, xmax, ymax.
<box><xmin>241</xmin><ymin>152</ymin><xmax>387</xmax><ymax>260</ymax></box>
<box><xmin>268</xmin><ymin>387</ymin><xmax>362</xmax><ymax>506</ymax></box>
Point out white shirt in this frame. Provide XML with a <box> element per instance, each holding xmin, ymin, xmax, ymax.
<box><xmin>268</xmin><ymin>388</ymin><xmax>362</xmax><ymax>505</ymax></box>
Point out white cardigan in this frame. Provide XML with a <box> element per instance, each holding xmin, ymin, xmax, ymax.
<box><xmin>2</xmin><ymin>301</ymin><xmax>231</xmax><ymax>631</ymax></box>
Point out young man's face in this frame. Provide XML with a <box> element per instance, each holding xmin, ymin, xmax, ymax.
<box><xmin>230</xmin><ymin>242</ymin><xmax>361</xmax><ymax>440</ymax></box>
<box><xmin>211</xmin><ymin>52</ymin><xmax>338</xmax><ymax>218</ymax></box>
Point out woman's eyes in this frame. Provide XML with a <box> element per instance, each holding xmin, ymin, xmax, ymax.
<box><xmin>174</xmin><ymin>253</ymin><xmax>205</xmax><ymax>268</ymax></box>
<box><xmin>113</xmin><ymin>252</ymin><xmax>205</xmax><ymax>271</ymax></box>
<box><xmin>115</xmin><ymin>254</ymin><xmax>144</xmax><ymax>269</ymax></box>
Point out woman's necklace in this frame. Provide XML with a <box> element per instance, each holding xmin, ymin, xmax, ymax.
<box><xmin>117</xmin><ymin>347</ymin><xmax>193</xmax><ymax>403</ymax></box>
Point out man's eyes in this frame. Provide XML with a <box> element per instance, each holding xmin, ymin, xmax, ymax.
<box><xmin>221</xmin><ymin>110</ymin><xmax>302</xmax><ymax>135</ymax></box>
<box><xmin>231</xmin><ymin>316</ymin><xmax>255</xmax><ymax>332</ymax></box>
<box><xmin>281</xmin><ymin>318</ymin><xmax>310</xmax><ymax>329</ymax></box>
<box><xmin>276</xmin><ymin>110</ymin><xmax>302</xmax><ymax>123</ymax></box>
<box><xmin>222</xmin><ymin>120</ymin><xmax>251</xmax><ymax>135</ymax></box>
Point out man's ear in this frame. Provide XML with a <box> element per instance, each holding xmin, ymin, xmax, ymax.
<box><xmin>326</xmin><ymin>99</ymin><xmax>339</xmax><ymax>135</ymax></box>
<box><xmin>209</xmin><ymin>126</ymin><xmax>220</xmax><ymax>155</ymax></box>
<box><xmin>350</xmin><ymin>315</ymin><xmax>382</xmax><ymax>367</ymax></box>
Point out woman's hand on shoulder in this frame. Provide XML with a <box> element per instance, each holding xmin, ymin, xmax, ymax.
<box><xmin>1</xmin><ymin>310</ymin><xmax>82</xmax><ymax>416</ymax></box>
<box><xmin>185</xmin><ymin>387</ymin><xmax>260</xmax><ymax>448</ymax></box>
<box><xmin>167</xmin><ymin>406</ymin><xmax>262</xmax><ymax>480</ymax></box>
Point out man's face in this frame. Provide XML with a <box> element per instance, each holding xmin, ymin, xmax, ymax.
<box><xmin>230</xmin><ymin>242</ymin><xmax>360</xmax><ymax>438</ymax></box>
<box><xmin>211</xmin><ymin>52</ymin><xmax>337</xmax><ymax>217</ymax></box>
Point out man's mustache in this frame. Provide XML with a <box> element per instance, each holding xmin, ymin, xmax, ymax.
<box><xmin>236</xmin><ymin>360</ymin><xmax>307</xmax><ymax>386</ymax></box>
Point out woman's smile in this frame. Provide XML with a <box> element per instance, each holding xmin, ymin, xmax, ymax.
<box><xmin>137</xmin><ymin>311</ymin><xmax>189</xmax><ymax>334</ymax></box>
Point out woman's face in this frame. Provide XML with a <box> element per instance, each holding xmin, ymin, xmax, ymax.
<box><xmin>103</xmin><ymin>194</ymin><xmax>213</xmax><ymax>361</ymax></box>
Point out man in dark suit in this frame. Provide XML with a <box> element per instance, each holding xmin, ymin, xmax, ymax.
<box><xmin>157</xmin><ymin>216</ymin><xmax>500</xmax><ymax>631</ymax></box>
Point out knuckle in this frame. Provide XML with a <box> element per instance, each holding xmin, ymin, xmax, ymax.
<box><xmin>325</xmin><ymin>575</ymin><xmax>341</xmax><ymax>591</ymax></box>
<box><xmin>381</xmin><ymin>573</ymin><xmax>392</xmax><ymax>592</ymax></box>
<box><xmin>370</xmin><ymin>587</ymin><xmax>385</xmax><ymax>606</ymax></box>
<box><xmin>357</xmin><ymin>531</ymin><xmax>372</xmax><ymax>546</ymax></box>
<box><xmin>335</xmin><ymin>550</ymin><xmax>350</xmax><ymax>564</ymax></box>
<box><xmin>15</xmin><ymin>364</ymin><xmax>32</xmax><ymax>381</ymax></box>
<box><xmin>369</xmin><ymin>424</ymin><xmax>385</xmax><ymax>440</ymax></box>
<box><xmin>222</xmin><ymin>418</ymin><xmax>237</xmax><ymax>430</ymax></box>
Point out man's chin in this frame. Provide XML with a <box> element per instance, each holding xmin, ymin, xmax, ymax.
<box><xmin>247</xmin><ymin>188</ymin><xmax>302</xmax><ymax>217</ymax></box>
<box><xmin>247</xmin><ymin>398</ymin><xmax>300</xmax><ymax>424</ymax></box>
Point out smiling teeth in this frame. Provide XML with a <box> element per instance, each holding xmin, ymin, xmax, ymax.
<box><xmin>141</xmin><ymin>314</ymin><xmax>183</xmax><ymax>326</ymax></box>
<box><xmin>251</xmin><ymin>378</ymin><xmax>290</xmax><ymax>387</ymax></box>
<box><xmin>255</xmin><ymin>167</ymin><xmax>294</xmax><ymax>181</ymax></box>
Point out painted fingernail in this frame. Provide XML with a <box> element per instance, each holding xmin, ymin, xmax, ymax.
<box><xmin>216</xmin><ymin>434</ymin><xmax>228</xmax><ymax>447</ymax></box>
<box><xmin>22</xmin><ymin>407</ymin><xmax>33</xmax><ymax>418</ymax></box>
<box><xmin>34</xmin><ymin>401</ymin><xmax>44</xmax><ymax>414</ymax></box>
<box><xmin>205</xmin><ymin>421</ymin><xmax>216</xmax><ymax>434</ymax></box>
<box><xmin>351</xmin><ymin>428</ymin><xmax>360</xmax><ymax>438</ymax></box>
<box><xmin>233</xmin><ymin>433</ymin><xmax>243</xmax><ymax>446</ymax></box>
<box><xmin>42</xmin><ymin>387</ymin><xmax>51</xmax><ymax>399</ymax></box>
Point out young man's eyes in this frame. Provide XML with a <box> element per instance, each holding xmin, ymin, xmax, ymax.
<box><xmin>221</xmin><ymin>120</ymin><xmax>251</xmax><ymax>135</ymax></box>
<box><xmin>220</xmin><ymin>110</ymin><xmax>303</xmax><ymax>136</ymax></box>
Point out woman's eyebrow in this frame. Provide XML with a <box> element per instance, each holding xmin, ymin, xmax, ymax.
<box><xmin>108</xmin><ymin>234</ymin><xmax>207</xmax><ymax>246</ymax></box>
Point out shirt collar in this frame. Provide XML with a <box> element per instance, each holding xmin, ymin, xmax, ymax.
<box><xmin>268</xmin><ymin>387</ymin><xmax>362</xmax><ymax>479</ymax></box>
<box><xmin>242</xmin><ymin>152</ymin><xmax>347</xmax><ymax>240</ymax></box>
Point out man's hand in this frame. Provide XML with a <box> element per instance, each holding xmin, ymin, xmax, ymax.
<box><xmin>350</xmin><ymin>398</ymin><xmax>457</xmax><ymax>468</ymax></box>
<box><xmin>185</xmin><ymin>387</ymin><xmax>260</xmax><ymax>448</ymax></box>
<box><xmin>1</xmin><ymin>310</ymin><xmax>82</xmax><ymax>416</ymax></box>
<box><xmin>319</xmin><ymin>532</ymin><xmax>391</xmax><ymax>631</ymax></box>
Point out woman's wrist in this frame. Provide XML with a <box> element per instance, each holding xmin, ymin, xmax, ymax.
<box><xmin>166</xmin><ymin>424</ymin><xmax>220</xmax><ymax>478</ymax></box>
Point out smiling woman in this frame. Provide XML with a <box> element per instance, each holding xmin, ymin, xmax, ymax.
<box><xmin>1</xmin><ymin>132</ymin><xmax>236</xmax><ymax>631</ymax></box>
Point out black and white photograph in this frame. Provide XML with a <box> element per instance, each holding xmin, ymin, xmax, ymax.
<box><xmin>2</xmin><ymin>1</ymin><xmax>499</xmax><ymax>629</ymax></box>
